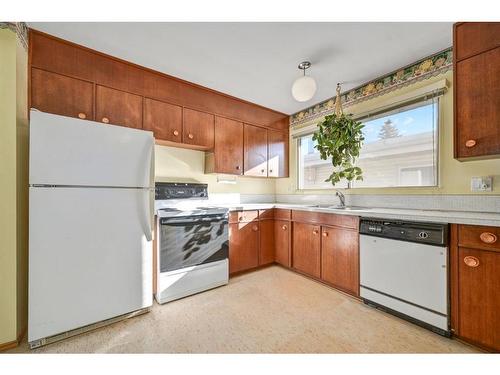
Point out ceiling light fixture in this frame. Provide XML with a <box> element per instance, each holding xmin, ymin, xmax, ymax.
<box><xmin>291</xmin><ymin>61</ymin><xmax>317</xmax><ymax>102</ymax></box>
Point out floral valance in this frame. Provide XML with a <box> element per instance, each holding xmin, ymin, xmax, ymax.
<box><xmin>290</xmin><ymin>48</ymin><xmax>452</xmax><ymax>127</ymax></box>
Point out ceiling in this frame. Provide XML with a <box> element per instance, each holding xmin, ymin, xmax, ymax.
<box><xmin>29</xmin><ymin>22</ymin><xmax>453</xmax><ymax>114</ymax></box>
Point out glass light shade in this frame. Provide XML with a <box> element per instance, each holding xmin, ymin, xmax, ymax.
<box><xmin>292</xmin><ymin>75</ymin><xmax>317</xmax><ymax>102</ymax></box>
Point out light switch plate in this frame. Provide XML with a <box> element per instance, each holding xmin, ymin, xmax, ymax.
<box><xmin>470</xmin><ymin>176</ymin><xmax>492</xmax><ymax>192</ymax></box>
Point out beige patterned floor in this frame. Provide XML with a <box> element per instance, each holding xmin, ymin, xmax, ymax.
<box><xmin>8</xmin><ymin>266</ymin><xmax>478</xmax><ymax>353</ymax></box>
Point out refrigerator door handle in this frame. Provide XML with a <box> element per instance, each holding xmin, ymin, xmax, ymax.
<box><xmin>144</xmin><ymin>141</ymin><xmax>154</xmax><ymax>242</ymax></box>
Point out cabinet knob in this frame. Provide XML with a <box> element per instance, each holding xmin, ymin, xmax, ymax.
<box><xmin>102</xmin><ymin>117</ymin><xmax>110</xmax><ymax>124</ymax></box>
<box><xmin>173</xmin><ymin>130</ymin><xmax>179</xmax><ymax>136</ymax></box>
<box><xmin>479</xmin><ymin>232</ymin><xmax>497</xmax><ymax>244</ymax></box>
<box><xmin>281</xmin><ymin>225</ymin><xmax>287</xmax><ymax>230</ymax></box>
<box><xmin>236</xmin><ymin>165</ymin><xmax>240</xmax><ymax>170</ymax></box>
<box><xmin>313</xmin><ymin>229</ymin><xmax>319</xmax><ymax>235</ymax></box>
<box><xmin>269</xmin><ymin>169</ymin><xmax>273</xmax><ymax>173</ymax></box>
<box><xmin>465</xmin><ymin>139</ymin><xmax>476</xmax><ymax>148</ymax></box>
<box><xmin>464</xmin><ymin>256</ymin><xmax>480</xmax><ymax>268</ymax></box>
<box><xmin>322</xmin><ymin>232</ymin><xmax>329</xmax><ymax>237</ymax></box>
<box><xmin>238</xmin><ymin>216</ymin><xmax>243</xmax><ymax>221</ymax></box>
<box><xmin>78</xmin><ymin>112</ymin><xmax>86</xmax><ymax>119</ymax></box>
<box><xmin>252</xmin><ymin>225</ymin><xmax>259</xmax><ymax>232</ymax></box>
<box><xmin>188</xmin><ymin>133</ymin><xmax>194</xmax><ymax>139</ymax></box>
<box><xmin>261</xmin><ymin>169</ymin><xmax>265</xmax><ymax>174</ymax></box>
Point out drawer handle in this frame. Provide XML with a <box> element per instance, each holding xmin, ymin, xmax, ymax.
<box><xmin>78</xmin><ymin>112</ymin><xmax>86</xmax><ymax>119</ymax></box>
<box><xmin>479</xmin><ymin>232</ymin><xmax>497</xmax><ymax>244</ymax></box>
<box><xmin>322</xmin><ymin>232</ymin><xmax>329</xmax><ymax>237</ymax></box>
<box><xmin>313</xmin><ymin>229</ymin><xmax>319</xmax><ymax>235</ymax></box>
<box><xmin>281</xmin><ymin>225</ymin><xmax>287</xmax><ymax>230</ymax></box>
<box><xmin>173</xmin><ymin>130</ymin><xmax>179</xmax><ymax>136</ymax></box>
<box><xmin>102</xmin><ymin>117</ymin><xmax>110</xmax><ymax>124</ymax></box>
<box><xmin>188</xmin><ymin>133</ymin><xmax>194</xmax><ymax>139</ymax></box>
<box><xmin>252</xmin><ymin>225</ymin><xmax>259</xmax><ymax>232</ymax></box>
<box><xmin>465</xmin><ymin>139</ymin><xmax>476</xmax><ymax>148</ymax></box>
<box><xmin>464</xmin><ymin>256</ymin><xmax>480</xmax><ymax>268</ymax></box>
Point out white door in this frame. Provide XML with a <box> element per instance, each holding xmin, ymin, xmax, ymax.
<box><xmin>28</xmin><ymin>187</ymin><xmax>153</xmax><ymax>342</ymax></box>
<box><xmin>29</xmin><ymin>110</ymin><xmax>154</xmax><ymax>188</ymax></box>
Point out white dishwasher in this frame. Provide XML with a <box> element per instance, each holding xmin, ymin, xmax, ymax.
<box><xmin>359</xmin><ymin>218</ymin><xmax>449</xmax><ymax>336</ymax></box>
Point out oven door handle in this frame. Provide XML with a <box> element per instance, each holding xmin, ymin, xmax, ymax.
<box><xmin>160</xmin><ymin>216</ymin><xmax>228</xmax><ymax>225</ymax></box>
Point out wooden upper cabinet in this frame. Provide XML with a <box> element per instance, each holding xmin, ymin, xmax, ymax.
<box><xmin>31</xmin><ymin>68</ymin><xmax>94</xmax><ymax>121</ymax></box>
<box><xmin>182</xmin><ymin>108</ymin><xmax>214</xmax><ymax>149</ymax></box>
<box><xmin>244</xmin><ymin>124</ymin><xmax>268</xmax><ymax>177</ymax></box>
<box><xmin>321</xmin><ymin>226</ymin><xmax>359</xmax><ymax>296</ymax></box>
<box><xmin>458</xmin><ymin>247</ymin><xmax>500</xmax><ymax>351</ymax></box>
<box><xmin>455</xmin><ymin>47</ymin><xmax>500</xmax><ymax>159</ymax></box>
<box><xmin>275</xmin><ymin>220</ymin><xmax>290</xmax><ymax>267</ymax></box>
<box><xmin>229</xmin><ymin>222</ymin><xmax>259</xmax><ymax>274</ymax></box>
<box><xmin>213</xmin><ymin>116</ymin><xmax>244</xmax><ymax>175</ymax></box>
<box><xmin>95</xmin><ymin>85</ymin><xmax>143</xmax><ymax>129</ymax></box>
<box><xmin>268</xmin><ymin>130</ymin><xmax>289</xmax><ymax>178</ymax></box>
<box><xmin>292</xmin><ymin>222</ymin><xmax>321</xmax><ymax>279</ymax></box>
<box><xmin>454</xmin><ymin>22</ymin><xmax>500</xmax><ymax>61</ymax></box>
<box><xmin>143</xmin><ymin>98</ymin><xmax>182</xmax><ymax>142</ymax></box>
<box><xmin>259</xmin><ymin>219</ymin><xmax>275</xmax><ymax>266</ymax></box>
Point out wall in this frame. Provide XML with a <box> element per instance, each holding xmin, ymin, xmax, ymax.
<box><xmin>276</xmin><ymin>70</ymin><xmax>500</xmax><ymax>196</ymax></box>
<box><xmin>0</xmin><ymin>28</ymin><xmax>18</xmax><ymax>346</ymax></box>
<box><xmin>0</xmin><ymin>27</ymin><xmax>29</xmax><ymax>348</ymax></box>
<box><xmin>155</xmin><ymin>145</ymin><xmax>275</xmax><ymax>197</ymax></box>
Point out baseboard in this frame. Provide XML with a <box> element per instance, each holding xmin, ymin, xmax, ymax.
<box><xmin>0</xmin><ymin>325</ymin><xmax>27</xmax><ymax>352</ymax></box>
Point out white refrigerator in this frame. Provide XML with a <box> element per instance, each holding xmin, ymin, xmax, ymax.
<box><xmin>28</xmin><ymin>110</ymin><xmax>154</xmax><ymax>347</ymax></box>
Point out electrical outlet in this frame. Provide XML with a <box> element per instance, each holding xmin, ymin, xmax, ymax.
<box><xmin>470</xmin><ymin>176</ymin><xmax>492</xmax><ymax>192</ymax></box>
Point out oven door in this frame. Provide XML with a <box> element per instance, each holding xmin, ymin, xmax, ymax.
<box><xmin>159</xmin><ymin>214</ymin><xmax>228</xmax><ymax>272</ymax></box>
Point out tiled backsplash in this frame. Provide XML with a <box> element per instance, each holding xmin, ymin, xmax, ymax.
<box><xmin>275</xmin><ymin>194</ymin><xmax>500</xmax><ymax>213</ymax></box>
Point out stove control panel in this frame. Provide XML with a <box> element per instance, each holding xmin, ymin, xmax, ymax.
<box><xmin>155</xmin><ymin>182</ymin><xmax>208</xmax><ymax>200</ymax></box>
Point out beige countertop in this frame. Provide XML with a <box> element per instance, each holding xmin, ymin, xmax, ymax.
<box><xmin>223</xmin><ymin>203</ymin><xmax>500</xmax><ymax>227</ymax></box>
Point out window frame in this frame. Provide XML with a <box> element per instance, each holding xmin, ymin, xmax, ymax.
<box><xmin>296</xmin><ymin>96</ymin><xmax>441</xmax><ymax>190</ymax></box>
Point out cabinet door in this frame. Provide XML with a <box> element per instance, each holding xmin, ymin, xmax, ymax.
<box><xmin>214</xmin><ymin>116</ymin><xmax>244</xmax><ymax>174</ymax></box>
<box><xmin>31</xmin><ymin>68</ymin><xmax>94</xmax><ymax>120</ymax></box>
<box><xmin>259</xmin><ymin>219</ymin><xmax>275</xmax><ymax>265</ymax></box>
<box><xmin>321</xmin><ymin>226</ymin><xmax>359</xmax><ymax>296</ymax></box>
<box><xmin>229</xmin><ymin>222</ymin><xmax>259</xmax><ymax>274</ymax></box>
<box><xmin>144</xmin><ymin>98</ymin><xmax>182</xmax><ymax>142</ymax></box>
<box><xmin>183</xmin><ymin>108</ymin><xmax>214</xmax><ymax>149</ymax></box>
<box><xmin>292</xmin><ymin>222</ymin><xmax>321</xmax><ymax>278</ymax></box>
<box><xmin>458</xmin><ymin>247</ymin><xmax>500</xmax><ymax>351</ymax></box>
<box><xmin>244</xmin><ymin>124</ymin><xmax>268</xmax><ymax>177</ymax></box>
<box><xmin>275</xmin><ymin>220</ymin><xmax>290</xmax><ymax>267</ymax></box>
<box><xmin>455</xmin><ymin>47</ymin><xmax>500</xmax><ymax>159</ymax></box>
<box><xmin>95</xmin><ymin>85</ymin><xmax>143</xmax><ymax>129</ymax></box>
<box><xmin>268</xmin><ymin>130</ymin><xmax>288</xmax><ymax>178</ymax></box>
<box><xmin>454</xmin><ymin>22</ymin><xmax>500</xmax><ymax>61</ymax></box>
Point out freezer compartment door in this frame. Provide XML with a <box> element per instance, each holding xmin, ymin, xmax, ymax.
<box><xmin>28</xmin><ymin>187</ymin><xmax>153</xmax><ymax>342</ymax></box>
<box><xmin>29</xmin><ymin>110</ymin><xmax>154</xmax><ymax>188</ymax></box>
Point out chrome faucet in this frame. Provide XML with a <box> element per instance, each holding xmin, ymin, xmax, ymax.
<box><xmin>335</xmin><ymin>190</ymin><xmax>345</xmax><ymax>208</ymax></box>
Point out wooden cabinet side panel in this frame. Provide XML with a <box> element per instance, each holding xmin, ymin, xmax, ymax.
<box><xmin>214</xmin><ymin>116</ymin><xmax>244</xmax><ymax>174</ymax></box>
<box><xmin>259</xmin><ymin>219</ymin><xmax>275</xmax><ymax>265</ymax></box>
<box><xmin>229</xmin><ymin>222</ymin><xmax>259</xmax><ymax>274</ymax></box>
<box><xmin>458</xmin><ymin>247</ymin><xmax>500</xmax><ymax>351</ymax></box>
<box><xmin>454</xmin><ymin>22</ymin><xmax>500</xmax><ymax>61</ymax></box>
<box><xmin>244</xmin><ymin>124</ymin><xmax>268</xmax><ymax>177</ymax></box>
<box><xmin>292</xmin><ymin>222</ymin><xmax>321</xmax><ymax>278</ymax></box>
<box><xmin>31</xmin><ymin>68</ymin><xmax>94</xmax><ymax>120</ymax></box>
<box><xmin>275</xmin><ymin>220</ymin><xmax>291</xmax><ymax>267</ymax></box>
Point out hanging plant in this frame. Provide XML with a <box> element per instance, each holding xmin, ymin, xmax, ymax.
<box><xmin>312</xmin><ymin>84</ymin><xmax>365</xmax><ymax>186</ymax></box>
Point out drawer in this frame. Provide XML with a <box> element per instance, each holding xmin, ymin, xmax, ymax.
<box><xmin>229</xmin><ymin>210</ymin><xmax>259</xmax><ymax>223</ymax></box>
<box><xmin>258</xmin><ymin>209</ymin><xmax>274</xmax><ymax>220</ymax></box>
<box><xmin>458</xmin><ymin>225</ymin><xmax>500</xmax><ymax>252</ymax></box>
<box><xmin>292</xmin><ymin>210</ymin><xmax>359</xmax><ymax>229</ymax></box>
<box><xmin>274</xmin><ymin>208</ymin><xmax>291</xmax><ymax>220</ymax></box>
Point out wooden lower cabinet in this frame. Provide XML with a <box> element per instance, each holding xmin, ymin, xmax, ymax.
<box><xmin>292</xmin><ymin>222</ymin><xmax>321</xmax><ymax>278</ymax></box>
<box><xmin>275</xmin><ymin>220</ymin><xmax>290</xmax><ymax>267</ymax></box>
<box><xmin>457</xmin><ymin>247</ymin><xmax>500</xmax><ymax>351</ymax></box>
<box><xmin>229</xmin><ymin>222</ymin><xmax>259</xmax><ymax>274</ymax></box>
<box><xmin>321</xmin><ymin>226</ymin><xmax>359</xmax><ymax>296</ymax></box>
<box><xmin>259</xmin><ymin>219</ymin><xmax>275</xmax><ymax>265</ymax></box>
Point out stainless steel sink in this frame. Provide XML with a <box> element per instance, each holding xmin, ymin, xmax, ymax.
<box><xmin>307</xmin><ymin>204</ymin><xmax>369</xmax><ymax>211</ymax></box>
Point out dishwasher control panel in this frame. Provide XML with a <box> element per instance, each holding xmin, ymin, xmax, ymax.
<box><xmin>360</xmin><ymin>218</ymin><xmax>448</xmax><ymax>246</ymax></box>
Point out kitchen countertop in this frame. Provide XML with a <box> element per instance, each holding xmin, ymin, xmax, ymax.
<box><xmin>223</xmin><ymin>203</ymin><xmax>500</xmax><ymax>227</ymax></box>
